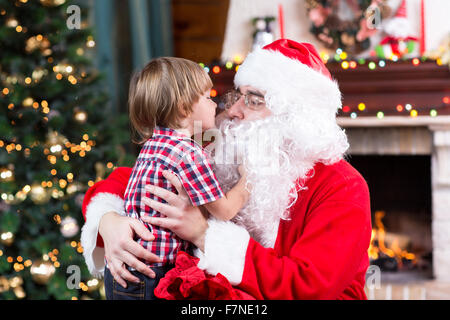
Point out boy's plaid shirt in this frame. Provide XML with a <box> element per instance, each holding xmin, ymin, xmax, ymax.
<box><xmin>124</xmin><ymin>126</ymin><xmax>224</xmax><ymax>266</ymax></box>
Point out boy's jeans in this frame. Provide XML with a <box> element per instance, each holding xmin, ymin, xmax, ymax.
<box><xmin>104</xmin><ymin>264</ymin><xmax>173</xmax><ymax>300</ymax></box>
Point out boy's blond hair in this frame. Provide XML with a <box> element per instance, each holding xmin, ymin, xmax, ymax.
<box><xmin>128</xmin><ymin>57</ymin><xmax>213</xmax><ymax>144</ymax></box>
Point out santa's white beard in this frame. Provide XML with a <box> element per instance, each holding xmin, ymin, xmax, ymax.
<box><xmin>209</xmin><ymin>116</ymin><xmax>314</xmax><ymax>247</ymax></box>
<box><xmin>207</xmin><ymin>109</ymin><xmax>348</xmax><ymax>248</ymax></box>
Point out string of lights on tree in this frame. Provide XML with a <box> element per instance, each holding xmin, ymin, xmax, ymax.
<box><xmin>0</xmin><ymin>0</ymin><xmax>133</xmax><ymax>300</ymax></box>
<box><xmin>201</xmin><ymin>48</ymin><xmax>450</xmax><ymax>119</ymax></box>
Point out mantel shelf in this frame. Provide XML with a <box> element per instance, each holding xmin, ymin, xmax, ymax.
<box><xmin>337</xmin><ymin>115</ymin><xmax>450</xmax><ymax>128</ymax></box>
<box><xmin>210</xmin><ymin>60</ymin><xmax>450</xmax><ymax>117</ymax></box>
<box><xmin>328</xmin><ymin>60</ymin><xmax>450</xmax><ymax>117</ymax></box>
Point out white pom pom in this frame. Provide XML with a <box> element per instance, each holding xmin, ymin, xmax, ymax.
<box><xmin>383</xmin><ymin>17</ymin><xmax>412</xmax><ymax>39</ymax></box>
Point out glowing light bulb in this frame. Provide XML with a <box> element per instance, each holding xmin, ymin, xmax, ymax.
<box><xmin>233</xmin><ymin>55</ymin><xmax>243</xmax><ymax>64</ymax></box>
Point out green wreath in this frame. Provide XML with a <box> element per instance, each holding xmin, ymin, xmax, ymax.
<box><xmin>305</xmin><ymin>0</ymin><xmax>392</xmax><ymax>54</ymax></box>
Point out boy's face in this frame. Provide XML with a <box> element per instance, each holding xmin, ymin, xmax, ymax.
<box><xmin>189</xmin><ymin>89</ymin><xmax>218</xmax><ymax>130</ymax></box>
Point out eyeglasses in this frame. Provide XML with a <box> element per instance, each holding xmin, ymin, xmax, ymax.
<box><xmin>220</xmin><ymin>89</ymin><xmax>266</xmax><ymax>111</ymax></box>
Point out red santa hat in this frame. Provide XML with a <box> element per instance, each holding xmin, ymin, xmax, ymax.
<box><xmin>395</xmin><ymin>0</ymin><xmax>407</xmax><ymax>18</ymax></box>
<box><xmin>234</xmin><ymin>39</ymin><xmax>342</xmax><ymax>116</ymax></box>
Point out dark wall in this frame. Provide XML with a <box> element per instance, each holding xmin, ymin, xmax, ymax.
<box><xmin>172</xmin><ymin>0</ymin><xmax>229</xmax><ymax>63</ymax></box>
<box><xmin>347</xmin><ymin>155</ymin><xmax>432</xmax><ymax>215</ymax></box>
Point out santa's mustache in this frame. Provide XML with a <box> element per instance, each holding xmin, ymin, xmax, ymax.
<box><xmin>201</xmin><ymin>118</ymin><xmax>284</xmax><ymax>173</ymax></box>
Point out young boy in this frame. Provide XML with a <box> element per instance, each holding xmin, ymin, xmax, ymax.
<box><xmin>103</xmin><ymin>57</ymin><xmax>250</xmax><ymax>300</ymax></box>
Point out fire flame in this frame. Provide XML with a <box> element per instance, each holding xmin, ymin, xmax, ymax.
<box><xmin>368</xmin><ymin>211</ymin><xmax>416</xmax><ymax>267</ymax></box>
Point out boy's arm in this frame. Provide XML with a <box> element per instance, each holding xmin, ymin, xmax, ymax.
<box><xmin>203</xmin><ymin>176</ymin><xmax>249</xmax><ymax>221</ymax></box>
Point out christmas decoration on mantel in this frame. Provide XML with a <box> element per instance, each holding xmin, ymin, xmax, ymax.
<box><xmin>0</xmin><ymin>0</ymin><xmax>133</xmax><ymax>299</ymax></box>
<box><xmin>304</xmin><ymin>0</ymin><xmax>426</xmax><ymax>61</ymax></box>
<box><xmin>305</xmin><ymin>0</ymin><xmax>391</xmax><ymax>54</ymax></box>
<box><xmin>375</xmin><ymin>0</ymin><xmax>418</xmax><ymax>60</ymax></box>
<box><xmin>211</xmin><ymin>0</ymin><xmax>448</xmax><ymax>120</ymax></box>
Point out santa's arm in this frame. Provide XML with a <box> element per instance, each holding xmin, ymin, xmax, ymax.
<box><xmin>196</xmin><ymin>187</ymin><xmax>371</xmax><ymax>299</ymax></box>
<box><xmin>80</xmin><ymin>167</ymin><xmax>132</xmax><ymax>277</ymax></box>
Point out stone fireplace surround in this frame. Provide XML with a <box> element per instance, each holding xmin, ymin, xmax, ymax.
<box><xmin>338</xmin><ymin>115</ymin><xmax>450</xmax><ymax>282</ymax></box>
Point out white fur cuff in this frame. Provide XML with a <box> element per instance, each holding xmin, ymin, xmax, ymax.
<box><xmin>195</xmin><ymin>218</ymin><xmax>250</xmax><ymax>286</ymax></box>
<box><xmin>80</xmin><ymin>193</ymin><xmax>125</xmax><ymax>278</ymax></box>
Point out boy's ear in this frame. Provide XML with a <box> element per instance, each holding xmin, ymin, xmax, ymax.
<box><xmin>178</xmin><ymin>102</ymin><xmax>191</xmax><ymax>118</ymax></box>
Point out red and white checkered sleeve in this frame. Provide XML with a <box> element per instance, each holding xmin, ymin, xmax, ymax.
<box><xmin>174</xmin><ymin>145</ymin><xmax>224</xmax><ymax>207</ymax></box>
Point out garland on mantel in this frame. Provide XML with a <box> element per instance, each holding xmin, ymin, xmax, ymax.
<box><xmin>199</xmin><ymin>58</ymin><xmax>450</xmax><ymax>119</ymax></box>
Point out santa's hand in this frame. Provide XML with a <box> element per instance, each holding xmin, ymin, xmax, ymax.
<box><xmin>98</xmin><ymin>212</ymin><xmax>161</xmax><ymax>288</ymax></box>
<box><xmin>142</xmin><ymin>170</ymin><xmax>208</xmax><ymax>251</ymax></box>
<box><xmin>238</xmin><ymin>164</ymin><xmax>247</xmax><ymax>178</ymax></box>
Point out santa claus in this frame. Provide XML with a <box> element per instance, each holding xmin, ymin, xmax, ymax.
<box><xmin>81</xmin><ymin>39</ymin><xmax>372</xmax><ymax>300</ymax></box>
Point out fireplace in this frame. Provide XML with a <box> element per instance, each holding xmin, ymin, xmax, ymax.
<box><xmin>340</xmin><ymin>122</ymin><xmax>450</xmax><ymax>299</ymax></box>
<box><xmin>348</xmin><ymin>155</ymin><xmax>432</xmax><ymax>275</ymax></box>
<box><xmin>332</xmin><ymin>57</ymin><xmax>450</xmax><ymax>286</ymax></box>
<box><xmin>333</xmin><ymin>59</ymin><xmax>450</xmax><ymax>299</ymax></box>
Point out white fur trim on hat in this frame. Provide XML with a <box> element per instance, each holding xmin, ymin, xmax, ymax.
<box><xmin>382</xmin><ymin>16</ymin><xmax>412</xmax><ymax>39</ymax></box>
<box><xmin>234</xmin><ymin>47</ymin><xmax>342</xmax><ymax>116</ymax></box>
<box><xmin>195</xmin><ymin>218</ymin><xmax>250</xmax><ymax>286</ymax></box>
<box><xmin>80</xmin><ymin>192</ymin><xmax>126</xmax><ymax>278</ymax></box>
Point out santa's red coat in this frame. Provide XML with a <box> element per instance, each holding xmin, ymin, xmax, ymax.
<box><xmin>81</xmin><ymin>159</ymin><xmax>371</xmax><ymax>299</ymax></box>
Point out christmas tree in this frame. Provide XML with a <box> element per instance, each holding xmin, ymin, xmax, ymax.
<box><xmin>0</xmin><ymin>0</ymin><xmax>133</xmax><ymax>299</ymax></box>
